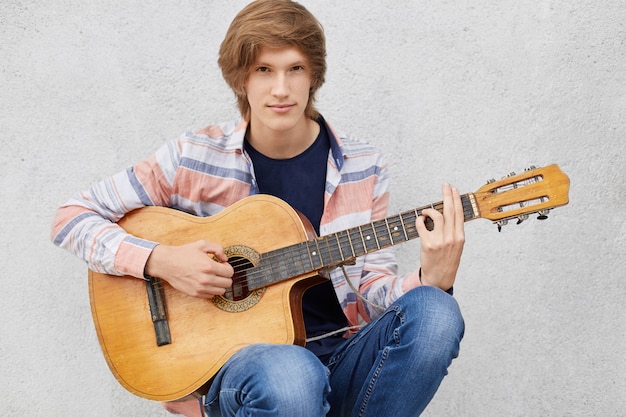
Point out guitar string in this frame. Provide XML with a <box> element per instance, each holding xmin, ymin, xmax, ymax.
<box><xmin>223</xmin><ymin>202</ymin><xmax>476</xmax><ymax>290</ymax></box>
<box><xmin>235</xmin><ymin>202</ymin><xmax>470</xmax><ymax>273</ymax></box>
<box><xmin>228</xmin><ymin>204</ymin><xmax>439</xmax><ymax>287</ymax></box>
<box><xmin>150</xmin><ymin>202</ymin><xmax>478</xmax><ymax>295</ymax></box>
<box><xmin>154</xmin><ymin>200</ymin><xmax>459</xmax><ymax>296</ymax></box>
<box><xmin>150</xmin><ymin>201</ymin><xmax>476</xmax><ymax>290</ymax></box>
<box><xmin>151</xmin><ymin>187</ymin><xmax>537</xmax><ymax>296</ymax></box>
<box><xmin>153</xmin><ymin>180</ymin><xmax>544</xmax><ymax>293</ymax></box>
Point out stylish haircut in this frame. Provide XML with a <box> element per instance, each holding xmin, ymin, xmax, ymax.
<box><xmin>218</xmin><ymin>0</ymin><xmax>327</xmax><ymax>120</ymax></box>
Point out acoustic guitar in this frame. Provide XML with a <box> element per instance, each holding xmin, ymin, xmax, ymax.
<box><xmin>88</xmin><ymin>164</ymin><xmax>570</xmax><ymax>401</ymax></box>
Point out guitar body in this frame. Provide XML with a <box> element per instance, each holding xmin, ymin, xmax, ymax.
<box><xmin>89</xmin><ymin>195</ymin><xmax>323</xmax><ymax>401</ymax></box>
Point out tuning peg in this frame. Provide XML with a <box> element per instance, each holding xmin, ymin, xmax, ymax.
<box><xmin>525</xmin><ymin>165</ymin><xmax>538</xmax><ymax>171</ymax></box>
<box><xmin>502</xmin><ymin>171</ymin><xmax>517</xmax><ymax>180</ymax></box>
<box><xmin>537</xmin><ymin>209</ymin><xmax>550</xmax><ymax>220</ymax></box>
<box><xmin>486</xmin><ymin>178</ymin><xmax>496</xmax><ymax>184</ymax></box>
<box><xmin>516</xmin><ymin>214</ymin><xmax>529</xmax><ymax>224</ymax></box>
<box><xmin>496</xmin><ymin>219</ymin><xmax>508</xmax><ymax>232</ymax></box>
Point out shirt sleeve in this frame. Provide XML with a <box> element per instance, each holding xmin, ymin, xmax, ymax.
<box><xmin>50</xmin><ymin>136</ymin><xmax>182</xmax><ymax>278</ymax></box>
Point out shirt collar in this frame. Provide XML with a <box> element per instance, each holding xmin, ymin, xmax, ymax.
<box><xmin>232</xmin><ymin>115</ymin><xmax>346</xmax><ymax>170</ymax></box>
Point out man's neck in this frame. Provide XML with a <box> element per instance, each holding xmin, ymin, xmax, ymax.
<box><xmin>247</xmin><ymin>118</ymin><xmax>320</xmax><ymax>159</ymax></box>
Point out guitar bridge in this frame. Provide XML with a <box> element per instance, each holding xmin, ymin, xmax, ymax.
<box><xmin>146</xmin><ymin>276</ymin><xmax>172</xmax><ymax>346</ymax></box>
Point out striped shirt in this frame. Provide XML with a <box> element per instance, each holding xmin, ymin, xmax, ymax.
<box><xmin>51</xmin><ymin>116</ymin><xmax>411</xmax><ymax>327</ymax></box>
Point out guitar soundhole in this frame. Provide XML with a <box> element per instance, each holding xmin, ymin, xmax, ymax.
<box><xmin>212</xmin><ymin>245</ymin><xmax>265</xmax><ymax>313</ymax></box>
<box><xmin>223</xmin><ymin>256</ymin><xmax>253</xmax><ymax>301</ymax></box>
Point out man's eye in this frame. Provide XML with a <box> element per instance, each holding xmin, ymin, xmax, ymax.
<box><xmin>292</xmin><ymin>65</ymin><xmax>304</xmax><ymax>71</ymax></box>
<box><xmin>256</xmin><ymin>66</ymin><xmax>270</xmax><ymax>72</ymax></box>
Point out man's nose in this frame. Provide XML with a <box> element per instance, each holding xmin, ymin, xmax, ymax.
<box><xmin>271</xmin><ymin>73</ymin><xmax>289</xmax><ymax>97</ymax></box>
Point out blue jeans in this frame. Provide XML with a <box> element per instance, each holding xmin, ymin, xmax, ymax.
<box><xmin>203</xmin><ymin>286</ymin><xmax>464</xmax><ymax>417</ymax></box>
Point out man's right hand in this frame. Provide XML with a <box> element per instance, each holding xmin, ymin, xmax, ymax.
<box><xmin>145</xmin><ymin>240</ymin><xmax>234</xmax><ymax>298</ymax></box>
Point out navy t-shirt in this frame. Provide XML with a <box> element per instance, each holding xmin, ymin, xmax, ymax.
<box><xmin>244</xmin><ymin>120</ymin><xmax>349</xmax><ymax>361</ymax></box>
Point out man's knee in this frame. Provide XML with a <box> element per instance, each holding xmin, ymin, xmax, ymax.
<box><xmin>211</xmin><ymin>344</ymin><xmax>330</xmax><ymax>416</ymax></box>
<box><xmin>400</xmin><ymin>286</ymin><xmax>465</xmax><ymax>352</ymax></box>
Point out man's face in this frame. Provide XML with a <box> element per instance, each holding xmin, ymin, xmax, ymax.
<box><xmin>245</xmin><ymin>46</ymin><xmax>312</xmax><ymax>135</ymax></box>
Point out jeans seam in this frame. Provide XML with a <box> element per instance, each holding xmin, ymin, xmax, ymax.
<box><xmin>357</xmin><ymin>307</ymin><xmax>405</xmax><ymax>417</ymax></box>
<box><xmin>327</xmin><ymin>305</ymin><xmax>403</xmax><ymax>369</ymax></box>
<box><xmin>357</xmin><ymin>346</ymin><xmax>389</xmax><ymax>417</ymax></box>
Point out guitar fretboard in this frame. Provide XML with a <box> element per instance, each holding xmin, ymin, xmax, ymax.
<box><xmin>238</xmin><ymin>193</ymin><xmax>478</xmax><ymax>291</ymax></box>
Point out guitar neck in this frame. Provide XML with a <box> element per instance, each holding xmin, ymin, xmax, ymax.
<box><xmin>245</xmin><ymin>193</ymin><xmax>479</xmax><ymax>290</ymax></box>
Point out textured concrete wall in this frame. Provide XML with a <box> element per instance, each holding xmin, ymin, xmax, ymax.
<box><xmin>2</xmin><ymin>1</ymin><xmax>624</xmax><ymax>416</ymax></box>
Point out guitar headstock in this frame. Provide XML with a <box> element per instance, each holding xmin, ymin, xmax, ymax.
<box><xmin>472</xmin><ymin>164</ymin><xmax>570</xmax><ymax>229</ymax></box>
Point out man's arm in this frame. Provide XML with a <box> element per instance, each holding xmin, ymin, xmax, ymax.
<box><xmin>51</xmin><ymin>139</ymin><xmax>181</xmax><ymax>278</ymax></box>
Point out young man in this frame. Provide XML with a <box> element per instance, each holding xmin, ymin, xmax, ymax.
<box><xmin>52</xmin><ymin>1</ymin><xmax>466</xmax><ymax>416</ymax></box>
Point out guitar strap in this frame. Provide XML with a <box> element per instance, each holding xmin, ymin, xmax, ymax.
<box><xmin>339</xmin><ymin>265</ymin><xmax>385</xmax><ymax>314</ymax></box>
<box><xmin>304</xmin><ymin>266</ymin><xmax>384</xmax><ymax>343</ymax></box>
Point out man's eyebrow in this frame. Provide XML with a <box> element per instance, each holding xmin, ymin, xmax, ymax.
<box><xmin>253</xmin><ymin>59</ymin><xmax>308</xmax><ymax>67</ymax></box>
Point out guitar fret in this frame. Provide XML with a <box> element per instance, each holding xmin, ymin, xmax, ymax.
<box><xmin>357</xmin><ymin>226</ymin><xmax>367</xmax><ymax>254</ymax></box>
<box><xmin>371</xmin><ymin>221</ymin><xmax>382</xmax><ymax>249</ymax></box>
<box><xmin>281</xmin><ymin>248</ymin><xmax>293</xmax><ymax>279</ymax></box>
<box><xmin>336</xmin><ymin>230</ymin><xmax>356</xmax><ymax>261</ymax></box>
<box><xmin>326</xmin><ymin>233</ymin><xmax>342</xmax><ymax>264</ymax></box>
<box><xmin>275</xmin><ymin>256</ymin><xmax>288</xmax><ymax>281</ymax></box>
<box><xmin>317</xmin><ymin>238</ymin><xmax>327</xmax><ymax>265</ymax></box>
<box><xmin>270</xmin><ymin>247</ymin><xmax>291</xmax><ymax>281</ymax></box>
<box><xmin>305</xmin><ymin>240</ymin><xmax>322</xmax><ymax>270</ymax></box>
<box><xmin>293</xmin><ymin>245</ymin><xmax>308</xmax><ymax>275</ymax></box>
<box><xmin>284</xmin><ymin>254</ymin><xmax>296</xmax><ymax>279</ymax></box>
<box><xmin>259</xmin><ymin>263</ymin><xmax>272</xmax><ymax>287</ymax></box>
<box><xmin>406</xmin><ymin>210</ymin><xmax>420</xmax><ymax>238</ymax></box>
<box><xmin>375</xmin><ymin>219</ymin><xmax>390</xmax><ymax>247</ymax></box>
<box><xmin>334</xmin><ymin>232</ymin><xmax>345</xmax><ymax>261</ymax></box>
<box><xmin>387</xmin><ymin>214</ymin><xmax>406</xmax><ymax>245</ymax></box>
<box><xmin>385</xmin><ymin>218</ymin><xmax>394</xmax><ymax>245</ymax></box>
<box><xmin>320</xmin><ymin>235</ymin><xmax>336</xmax><ymax>265</ymax></box>
<box><xmin>297</xmin><ymin>242</ymin><xmax>314</xmax><ymax>274</ymax></box>
<box><xmin>359</xmin><ymin>224</ymin><xmax>369</xmax><ymax>252</ymax></box>
<box><xmin>368</xmin><ymin>223</ymin><xmax>379</xmax><ymax>251</ymax></box>
<box><xmin>398</xmin><ymin>213</ymin><xmax>409</xmax><ymax>241</ymax></box>
<box><xmin>288</xmin><ymin>245</ymin><xmax>303</xmax><ymax>277</ymax></box>
<box><xmin>348</xmin><ymin>227</ymin><xmax>365</xmax><ymax>257</ymax></box>
<box><xmin>360</xmin><ymin>223</ymin><xmax>378</xmax><ymax>253</ymax></box>
<box><xmin>345</xmin><ymin>229</ymin><xmax>357</xmax><ymax>259</ymax></box>
<box><xmin>256</xmin><ymin>258</ymin><xmax>273</xmax><ymax>288</ymax></box>
<box><xmin>288</xmin><ymin>246</ymin><xmax>298</xmax><ymax>276</ymax></box>
<box><xmin>267</xmin><ymin>262</ymin><xmax>276</xmax><ymax>283</ymax></box>
<box><xmin>249</xmin><ymin>264</ymin><xmax>262</xmax><ymax>289</ymax></box>
<box><xmin>246</xmin><ymin>258</ymin><xmax>269</xmax><ymax>291</ymax></box>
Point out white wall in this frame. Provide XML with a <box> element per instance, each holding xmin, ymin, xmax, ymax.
<box><xmin>2</xmin><ymin>1</ymin><xmax>624</xmax><ymax>416</ymax></box>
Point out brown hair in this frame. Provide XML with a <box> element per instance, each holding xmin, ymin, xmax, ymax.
<box><xmin>218</xmin><ymin>0</ymin><xmax>326</xmax><ymax>119</ymax></box>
